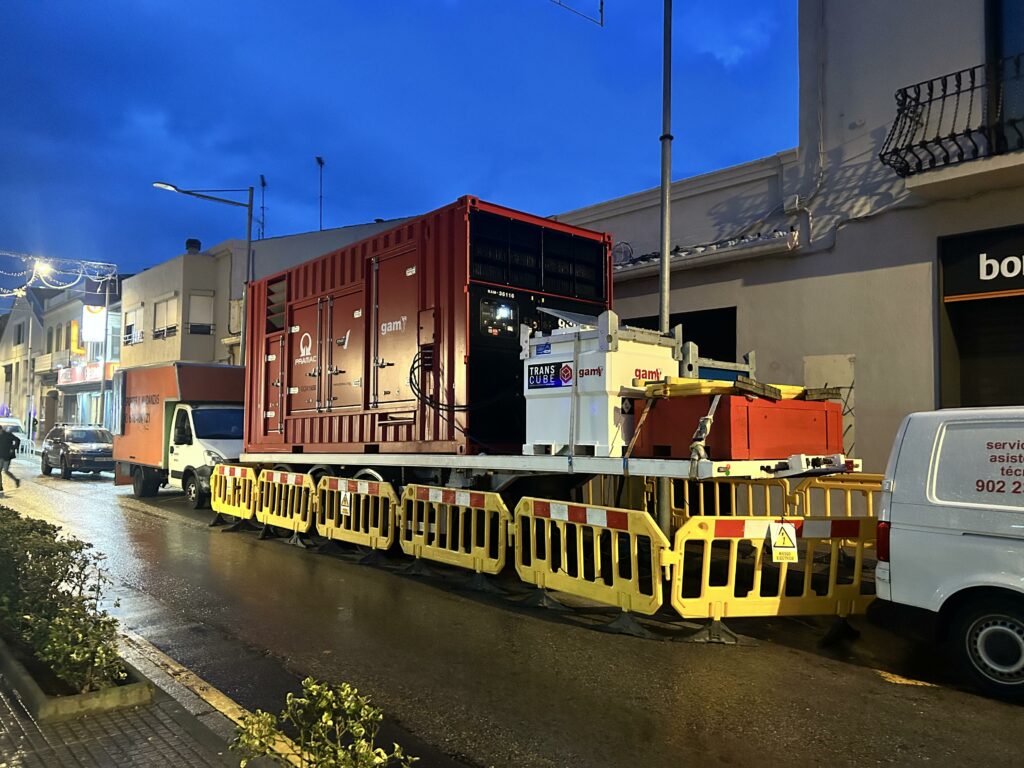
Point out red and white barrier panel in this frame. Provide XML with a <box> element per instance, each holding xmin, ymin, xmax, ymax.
<box><xmin>711</xmin><ymin>517</ymin><xmax>862</xmax><ymax>540</ymax></box>
<box><xmin>262</xmin><ymin>470</ymin><xmax>308</xmax><ymax>486</ymax></box>
<box><xmin>413</xmin><ymin>487</ymin><xmax>487</xmax><ymax>508</ymax></box>
<box><xmin>323</xmin><ymin>478</ymin><xmax>383</xmax><ymax>495</ymax></box>
<box><xmin>217</xmin><ymin>465</ymin><xmax>250</xmax><ymax>478</ymax></box>
<box><xmin>532</xmin><ymin>500</ymin><xmax>630</xmax><ymax>531</ymax></box>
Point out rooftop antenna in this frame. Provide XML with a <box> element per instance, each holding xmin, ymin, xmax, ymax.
<box><xmin>315</xmin><ymin>156</ymin><xmax>325</xmax><ymax>231</ymax></box>
<box><xmin>258</xmin><ymin>174</ymin><xmax>267</xmax><ymax>239</ymax></box>
<box><xmin>550</xmin><ymin>0</ymin><xmax>604</xmax><ymax>26</ymax></box>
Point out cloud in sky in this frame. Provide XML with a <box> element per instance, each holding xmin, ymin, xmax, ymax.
<box><xmin>0</xmin><ymin>1</ymin><xmax>797</xmax><ymax>273</ymax></box>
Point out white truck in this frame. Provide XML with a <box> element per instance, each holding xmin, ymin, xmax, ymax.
<box><xmin>112</xmin><ymin>363</ymin><xmax>245</xmax><ymax>508</ymax></box>
<box><xmin>876</xmin><ymin>407</ymin><xmax>1024</xmax><ymax>701</ymax></box>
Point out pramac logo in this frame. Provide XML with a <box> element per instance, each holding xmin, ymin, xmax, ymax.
<box><xmin>294</xmin><ymin>331</ymin><xmax>317</xmax><ymax>365</ymax></box>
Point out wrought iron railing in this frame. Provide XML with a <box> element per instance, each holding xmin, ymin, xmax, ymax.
<box><xmin>880</xmin><ymin>52</ymin><xmax>1024</xmax><ymax>177</ymax></box>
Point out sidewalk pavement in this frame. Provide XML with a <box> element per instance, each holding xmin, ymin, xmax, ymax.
<box><xmin>0</xmin><ymin>638</ymin><xmax>240</xmax><ymax>768</ymax></box>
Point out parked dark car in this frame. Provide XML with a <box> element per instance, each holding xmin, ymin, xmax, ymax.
<box><xmin>40</xmin><ymin>425</ymin><xmax>114</xmax><ymax>479</ymax></box>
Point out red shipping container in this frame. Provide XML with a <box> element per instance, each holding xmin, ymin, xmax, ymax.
<box><xmin>245</xmin><ymin>196</ymin><xmax>612</xmax><ymax>457</ymax></box>
<box><xmin>630</xmin><ymin>395</ymin><xmax>844</xmax><ymax>460</ymax></box>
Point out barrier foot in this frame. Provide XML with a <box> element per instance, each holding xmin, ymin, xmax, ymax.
<box><xmin>257</xmin><ymin>524</ymin><xmax>279</xmax><ymax>540</ymax></box>
<box><xmin>357</xmin><ymin>549</ymin><xmax>388</xmax><ymax>567</ymax></box>
<box><xmin>316</xmin><ymin>539</ymin><xmax>349</xmax><ymax>556</ymax></box>
<box><xmin>598</xmin><ymin>611</ymin><xmax>659</xmax><ymax>640</ymax></box>
<box><xmin>222</xmin><ymin>517</ymin><xmax>258</xmax><ymax>533</ymax></box>
<box><xmin>682</xmin><ymin>619</ymin><xmax>745</xmax><ymax>645</ymax></box>
<box><xmin>458</xmin><ymin>572</ymin><xmax>505</xmax><ymax>595</ymax></box>
<box><xmin>819</xmin><ymin>617</ymin><xmax>860</xmax><ymax>648</ymax></box>
<box><xmin>516</xmin><ymin>588</ymin><xmax>569</xmax><ymax>612</ymax></box>
<box><xmin>286</xmin><ymin>531</ymin><xmax>312</xmax><ymax>549</ymax></box>
<box><xmin>208</xmin><ymin>512</ymin><xmax>228</xmax><ymax>527</ymax></box>
<box><xmin>400</xmin><ymin>558</ymin><xmax>438</xmax><ymax>578</ymax></box>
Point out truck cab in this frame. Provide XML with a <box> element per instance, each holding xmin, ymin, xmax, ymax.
<box><xmin>876</xmin><ymin>407</ymin><xmax>1024</xmax><ymax>701</ymax></box>
<box><xmin>166</xmin><ymin>404</ymin><xmax>244</xmax><ymax>506</ymax></box>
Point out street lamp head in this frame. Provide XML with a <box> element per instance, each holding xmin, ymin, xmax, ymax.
<box><xmin>152</xmin><ymin>181</ymin><xmax>179</xmax><ymax>192</ymax></box>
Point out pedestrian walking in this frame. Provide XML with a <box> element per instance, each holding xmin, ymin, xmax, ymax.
<box><xmin>0</xmin><ymin>426</ymin><xmax>22</xmax><ymax>496</ymax></box>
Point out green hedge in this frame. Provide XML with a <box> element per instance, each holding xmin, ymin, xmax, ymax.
<box><xmin>0</xmin><ymin>507</ymin><xmax>126</xmax><ymax>693</ymax></box>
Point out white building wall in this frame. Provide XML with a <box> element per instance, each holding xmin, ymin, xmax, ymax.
<box><xmin>557</xmin><ymin>0</ymin><xmax>1015</xmax><ymax>472</ymax></box>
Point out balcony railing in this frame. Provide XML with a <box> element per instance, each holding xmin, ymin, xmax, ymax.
<box><xmin>880</xmin><ymin>52</ymin><xmax>1024</xmax><ymax>178</ymax></box>
<box><xmin>34</xmin><ymin>350</ymin><xmax>72</xmax><ymax>374</ymax></box>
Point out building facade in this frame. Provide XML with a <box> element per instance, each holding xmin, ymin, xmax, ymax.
<box><xmin>0</xmin><ymin>288</ymin><xmax>49</xmax><ymax>429</ymax></box>
<box><xmin>33</xmin><ymin>279</ymin><xmax>123</xmax><ymax>436</ymax></box>
<box><xmin>556</xmin><ymin>0</ymin><xmax>1024</xmax><ymax>472</ymax></box>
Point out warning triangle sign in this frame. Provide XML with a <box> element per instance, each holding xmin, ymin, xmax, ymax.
<box><xmin>774</xmin><ymin>527</ymin><xmax>796</xmax><ymax>548</ymax></box>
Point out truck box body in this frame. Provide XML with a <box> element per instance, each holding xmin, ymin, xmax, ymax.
<box><xmin>244</xmin><ymin>196</ymin><xmax>612</xmax><ymax>457</ymax></box>
<box><xmin>113</xmin><ymin>363</ymin><xmax>244</xmax><ymax>479</ymax></box>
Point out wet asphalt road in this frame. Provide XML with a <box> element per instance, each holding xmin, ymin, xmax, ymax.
<box><xmin>2</xmin><ymin>457</ymin><xmax>1021</xmax><ymax>768</ymax></box>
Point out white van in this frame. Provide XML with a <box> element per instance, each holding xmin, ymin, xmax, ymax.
<box><xmin>877</xmin><ymin>407</ymin><xmax>1024</xmax><ymax>701</ymax></box>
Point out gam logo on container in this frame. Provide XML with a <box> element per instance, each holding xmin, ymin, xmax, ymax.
<box><xmin>380</xmin><ymin>315</ymin><xmax>408</xmax><ymax>336</ymax></box>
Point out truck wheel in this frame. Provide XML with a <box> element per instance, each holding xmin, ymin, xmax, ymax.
<box><xmin>951</xmin><ymin>597</ymin><xmax>1024</xmax><ymax>702</ymax></box>
<box><xmin>133</xmin><ymin>468</ymin><xmax>156</xmax><ymax>498</ymax></box>
<box><xmin>183</xmin><ymin>473</ymin><xmax>208</xmax><ymax>510</ymax></box>
<box><xmin>40</xmin><ymin>455</ymin><xmax>52</xmax><ymax>476</ymax></box>
<box><xmin>60</xmin><ymin>456</ymin><xmax>72</xmax><ymax>480</ymax></box>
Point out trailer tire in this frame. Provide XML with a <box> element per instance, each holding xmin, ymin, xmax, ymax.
<box><xmin>183</xmin><ymin>472</ymin><xmax>208</xmax><ymax>510</ymax></box>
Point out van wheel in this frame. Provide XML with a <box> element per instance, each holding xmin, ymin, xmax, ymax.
<box><xmin>951</xmin><ymin>597</ymin><xmax>1024</xmax><ymax>702</ymax></box>
<box><xmin>40</xmin><ymin>455</ymin><xmax>52</xmax><ymax>476</ymax></box>
<box><xmin>133</xmin><ymin>468</ymin><xmax>157</xmax><ymax>498</ymax></box>
<box><xmin>183</xmin><ymin>473</ymin><xmax>207</xmax><ymax>510</ymax></box>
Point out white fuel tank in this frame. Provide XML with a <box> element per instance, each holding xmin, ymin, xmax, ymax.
<box><xmin>522</xmin><ymin>311</ymin><xmax>679</xmax><ymax>457</ymax></box>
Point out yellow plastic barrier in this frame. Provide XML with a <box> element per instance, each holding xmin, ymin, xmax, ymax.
<box><xmin>790</xmin><ymin>473</ymin><xmax>883</xmax><ymax>518</ymax></box>
<box><xmin>514</xmin><ymin>498</ymin><xmax>672</xmax><ymax>615</ymax></box>
<box><xmin>398</xmin><ymin>485</ymin><xmax>511</xmax><ymax>574</ymax></box>
<box><xmin>256</xmin><ymin>470</ymin><xmax>316</xmax><ymax>536</ymax></box>
<box><xmin>210</xmin><ymin>464</ymin><xmax>259</xmax><ymax>520</ymax></box>
<box><xmin>316</xmin><ymin>476</ymin><xmax>398</xmax><ymax>551</ymax></box>
<box><xmin>670</xmin><ymin>477</ymin><xmax>793</xmax><ymax>526</ymax></box>
<box><xmin>669</xmin><ymin>515</ymin><xmax>876</xmax><ymax>620</ymax></box>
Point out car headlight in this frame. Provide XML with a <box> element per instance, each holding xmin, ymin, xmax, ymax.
<box><xmin>204</xmin><ymin>449</ymin><xmax>225</xmax><ymax>464</ymax></box>
<box><xmin>65</xmin><ymin>444</ymin><xmax>82</xmax><ymax>453</ymax></box>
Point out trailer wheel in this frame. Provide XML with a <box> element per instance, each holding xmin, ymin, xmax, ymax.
<box><xmin>183</xmin><ymin>473</ymin><xmax>208</xmax><ymax>510</ymax></box>
<box><xmin>950</xmin><ymin>596</ymin><xmax>1024</xmax><ymax>702</ymax></box>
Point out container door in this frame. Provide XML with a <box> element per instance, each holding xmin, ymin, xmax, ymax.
<box><xmin>288</xmin><ymin>299</ymin><xmax>323</xmax><ymax>413</ymax></box>
<box><xmin>372</xmin><ymin>251</ymin><xmax>419</xmax><ymax>406</ymax></box>
<box><xmin>261</xmin><ymin>335</ymin><xmax>284</xmax><ymax>439</ymax></box>
<box><xmin>325</xmin><ymin>289</ymin><xmax>365</xmax><ymax>409</ymax></box>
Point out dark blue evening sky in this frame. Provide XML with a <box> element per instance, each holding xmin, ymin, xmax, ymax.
<box><xmin>0</xmin><ymin>1</ymin><xmax>797</xmax><ymax>272</ymax></box>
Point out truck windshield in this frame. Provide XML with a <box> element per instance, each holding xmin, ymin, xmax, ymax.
<box><xmin>192</xmin><ymin>409</ymin><xmax>244</xmax><ymax>439</ymax></box>
<box><xmin>68</xmin><ymin>429</ymin><xmax>113</xmax><ymax>443</ymax></box>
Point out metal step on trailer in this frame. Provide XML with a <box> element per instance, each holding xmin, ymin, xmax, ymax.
<box><xmin>239</xmin><ymin>451</ymin><xmax>860</xmax><ymax>481</ymax></box>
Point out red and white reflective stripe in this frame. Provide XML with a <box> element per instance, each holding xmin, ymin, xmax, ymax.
<box><xmin>324</xmin><ymin>478</ymin><xmax>382</xmax><ymax>496</ymax></box>
<box><xmin>531</xmin><ymin>500</ymin><xmax>630</xmax><ymax>531</ymax></box>
<box><xmin>413</xmin><ymin>486</ymin><xmax>486</xmax><ymax>508</ymax></box>
<box><xmin>264</xmin><ymin>471</ymin><xmax>307</xmax><ymax>487</ymax></box>
<box><xmin>218</xmin><ymin>464</ymin><xmax>249</xmax><ymax>478</ymax></box>
<box><xmin>712</xmin><ymin>518</ymin><xmax>861</xmax><ymax>540</ymax></box>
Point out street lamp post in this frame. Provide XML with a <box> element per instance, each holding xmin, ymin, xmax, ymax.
<box><xmin>153</xmin><ymin>182</ymin><xmax>254</xmax><ymax>362</ymax></box>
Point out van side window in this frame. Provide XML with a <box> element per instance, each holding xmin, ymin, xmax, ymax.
<box><xmin>932</xmin><ymin>420</ymin><xmax>1024</xmax><ymax>508</ymax></box>
<box><xmin>173</xmin><ymin>411</ymin><xmax>192</xmax><ymax>444</ymax></box>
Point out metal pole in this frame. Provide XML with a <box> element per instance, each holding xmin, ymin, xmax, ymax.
<box><xmin>657</xmin><ymin>0</ymin><xmax>674</xmax><ymax>538</ymax></box>
<box><xmin>25</xmin><ymin>302</ymin><xmax>33</xmax><ymax>439</ymax></box>
<box><xmin>238</xmin><ymin>186</ymin><xmax>254</xmax><ymax>364</ymax></box>
<box><xmin>98</xmin><ymin>278</ymin><xmax>111</xmax><ymax>428</ymax></box>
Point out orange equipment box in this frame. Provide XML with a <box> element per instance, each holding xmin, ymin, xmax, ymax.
<box><xmin>630</xmin><ymin>395</ymin><xmax>843</xmax><ymax>460</ymax></box>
